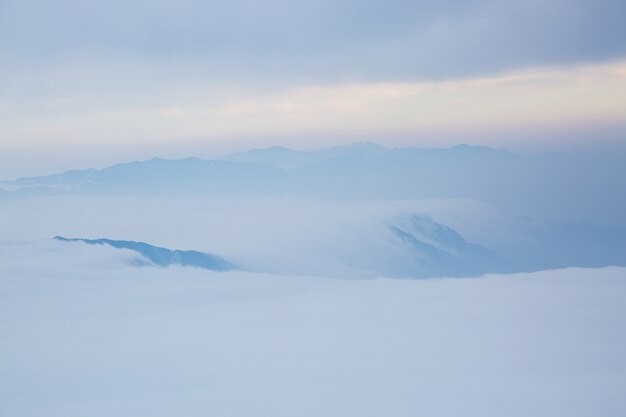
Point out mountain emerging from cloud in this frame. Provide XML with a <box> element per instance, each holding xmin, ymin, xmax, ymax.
<box><xmin>44</xmin><ymin>206</ymin><xmax>626</xmax><ymax>279</ymax></box>
<box><xmin>388</xmin><ymin>215</ymin><xmax>503</xmax><ymax>278</ymax></box>
<box><xmin>54</xmin><ymin>236</ymin><xmax>237</xmax><ymax>271</ymax></box>
<box><xmin>1</xmin><ymin>141</ymin><xmax>625</xmax><ymax>279</ymax></box>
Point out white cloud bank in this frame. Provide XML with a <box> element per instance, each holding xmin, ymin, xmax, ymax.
<box><xmin>1</xmin><ymin>239</ymin><xmax>625</xmax><ymax>417</ymax></box>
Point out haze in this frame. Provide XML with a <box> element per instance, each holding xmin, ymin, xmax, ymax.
<box><xmin>2</xmin><ymin>1</ymin><xmax>626</xmax><ymax>416</ymax></box>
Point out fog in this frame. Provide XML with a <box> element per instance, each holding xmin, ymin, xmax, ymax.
<box><xmin>1</xmin><ymin>195</ymin><xmax>625</xmax><ymax>278</ymax></box>
<box><xmin>1</xmin><ymin>239</ymin><xmax>625</xmax><ymax>416</ymax></box>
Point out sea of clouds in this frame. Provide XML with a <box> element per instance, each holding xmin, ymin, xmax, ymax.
<box><xmin>1</xmin><ymin>237</ymin><xmax>625</xmax><ymax>416</ymax></box>
<box><xmin>2</xmin><ymin>183</ymin><xmax>625</xmax><ymax>416</ymax></box>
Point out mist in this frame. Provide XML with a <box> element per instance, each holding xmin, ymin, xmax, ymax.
<box><xmin>3</xmin><ymin>0</ymin><xmax>626</xmax><ymax>414</ymax></box>
<box><xmin>2</xmin><ymin>238</ymin><xmax>625</xmax><ymax>416</ymax></box>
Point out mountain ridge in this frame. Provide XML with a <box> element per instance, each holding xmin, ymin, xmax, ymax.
<box><xmin>4</xmin><ymin>142</ymin><xmax>505</xmax><ymax>184</ymax></box>
<box><xmin>54</xmin><ymin>236</ymin><xmax>237</xmax><ymax>271</ymax></box>
<box><xmin>2</xmin><ymin>142</ymin><xmax>624</xmax><ymax>228</ymax></box>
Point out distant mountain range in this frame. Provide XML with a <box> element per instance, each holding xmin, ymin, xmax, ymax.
<box><xmin>54</xmin><ymin>236</ymin><xmax>237</xmax><ymax>271</ymax></box>
<box><xmin>218</xmin><ymin>141</ymin><xmax>396</xmax><ymax>168</ymax></box>
<box><xmin>2</xmin><ymin>142</ymin><xmax>625</xmax><ymax>226</ymax></box>
<box><xmin>219</xmin><ymin>142</ymin><xmax>508</xmax><ymax>168</ymax></box>
<box><xmin>4</xmin><ymin>142</ymin><xmax>507</xmax><ymax>188</ymax></box>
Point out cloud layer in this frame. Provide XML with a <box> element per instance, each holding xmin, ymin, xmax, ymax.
<box><xmin>2</xmin><ymin>0</ymin><xmax>625</xmax><ymax>88</ymax></box>
<box><xmin>2</xmin><ymin>241</ymin><xmax>625</xmax><ymax>417</ymax></box>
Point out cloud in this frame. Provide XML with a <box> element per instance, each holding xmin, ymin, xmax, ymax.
<box><xmin>2</xmin><ymin>196</ymin><xmax>626</xmax><ymax>278</ymax></box>
<box><xmin>1</xmin><ymin>0</ymin><xmax>625</xmax><ymax>96</ymax></box>
<box><xmin>1</xmin><ymin>241</ymin><xmax>626</xmax><ymax>416</ymax></box>
<box><xmin>0</xmin><ymin>239</ymin><xmax>148</xmax><ymax>274</ymax></box>
<box><xmin>2</xmin><ymin>60</ymin><xmax>625</xmax><ymax>155</ymax></box>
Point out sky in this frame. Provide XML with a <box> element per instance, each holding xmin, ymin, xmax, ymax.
<box><xmin>1</xmin><ymin>0</ymin><xmax>626</xmax><ymax>178</ymax></box>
